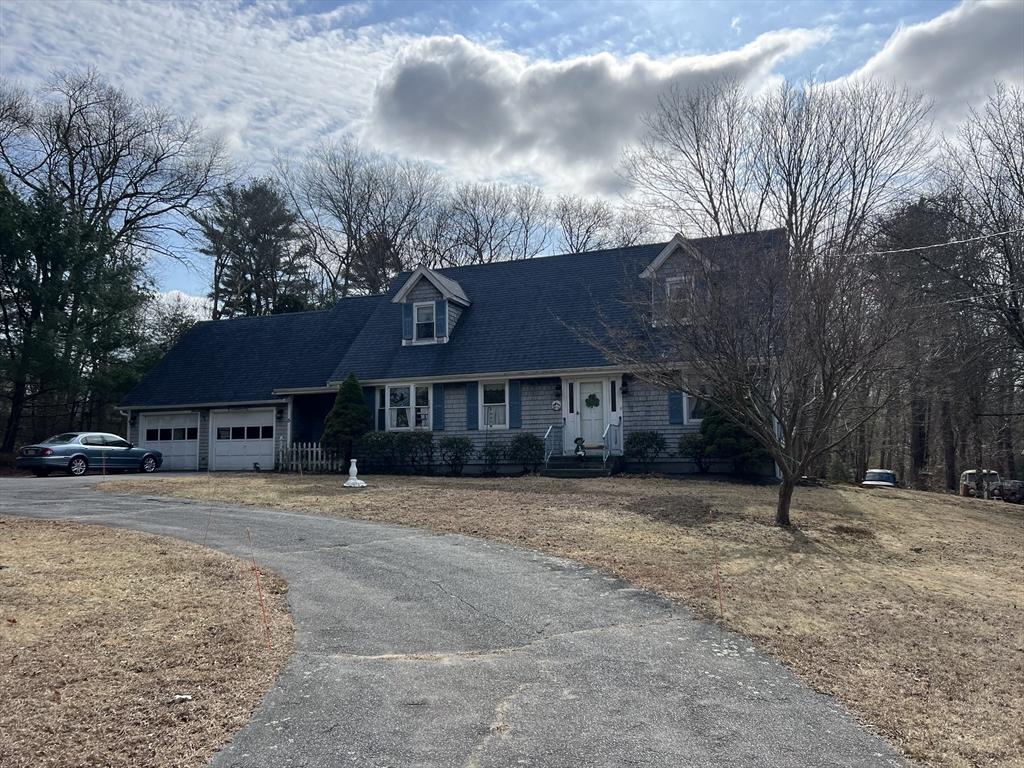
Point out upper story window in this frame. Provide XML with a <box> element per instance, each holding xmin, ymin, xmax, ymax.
<box><xmin>414</xmin><ymin>302</ymin><xmax>435</xmax><ymax>341</ymax></box>
<box><xmin>481</xmin><ymin>382</ymin><xmax>508</xmax><ymax>428</ymax></box>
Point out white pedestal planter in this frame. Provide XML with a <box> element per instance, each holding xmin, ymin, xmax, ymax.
<box><xmin>343</xmin><ymin>459</ymin><xmax>367</xmax><ymax>488</ymax></box>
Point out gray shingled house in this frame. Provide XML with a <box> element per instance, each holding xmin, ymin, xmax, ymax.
<box><xmin>119</xmin><ymin>229</ymin><xmax>784</xmax><ymax>473</ymax></box>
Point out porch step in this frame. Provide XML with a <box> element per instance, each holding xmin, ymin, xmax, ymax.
<box><xmin>546</xmin><ymin>455</ymin><xmax>609</xmax><ymax>469</ymax></box>
<box><xmin>541</xmin><ymin>467</ymin><xmax>613</xmax><ymax>479</ymax></box>
<box><xmin>542</xmin><ymin>455</ymin><xmax>624</xmax><ymax>478</ymax></box>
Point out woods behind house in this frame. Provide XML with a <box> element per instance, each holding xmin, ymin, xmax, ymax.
<box><xmin>1</xmin><ymin>71</ymin><xmax>1020</xmax><ymax>506</ymax></box>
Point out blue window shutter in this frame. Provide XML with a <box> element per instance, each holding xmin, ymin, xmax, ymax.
<box><xmin>362</xmin><ymin>386</ymin><xmax>375</xmax><ymax>421</ymax></box>
<box><xmin>432</xmin><ymin>383</ymin><xmax>445</xmax><ymax>431</ymax></box>
<box><xmin>434</xmin><ymin>299</ymin><xmax>447</xmax><ymax>338</ymax></box>
<box><xmin>402</xmin><ymin>303</ymin><xmax>413</xmax><ymax>340</ymax></box>
<box><xmin>509</xmin><ymin>380</ymin><xmax>522</xmax><ymax>429</ymax></box>
<box><xmin>466</xmin><ymin>382</ymin><xmax>479</xmax><ymax>430</ymax></box>
<box><xmin>668</xmin><ymin>390</ymin><xmax>684</xmax><ymax>424</ymax></box>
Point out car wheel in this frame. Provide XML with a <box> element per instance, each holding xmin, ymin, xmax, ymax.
<box><xmin>31</xmin><ymin>469</ymin><xmax>51</xmax><ymax>478</ymax></box>
<box><xmin>67</xmin><ymin>456</ymin><xmax>88</xmax><ymax>476</ymax></box>
<box><xmin>141</xmin><ymin>455</ymin><xmax>158</xmax><ymax>473</ymax></box>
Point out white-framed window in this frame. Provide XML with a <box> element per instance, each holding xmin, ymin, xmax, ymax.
<box><xmin>666</xmin><ymin>276</ymin><xmax>693</xmax><ymax>302</ymax></box>
<box><xmin>684</xmin><ymin>383</ymin><xmax>708</xmax><ymax>425</ymax></box>
<box><xmin>414</xmin><ymin>302</ymin><xmax>435</xmax><ymax>341</ymax></box>
<box><xmin>386</xmin><ymin>384</ymin><xmax>431</xmax><ymax>430</ymax></box>
<box><xmin>480</xmin><ymin>381</ymin><xmax>508</xmax><ymax>429</ymax></box>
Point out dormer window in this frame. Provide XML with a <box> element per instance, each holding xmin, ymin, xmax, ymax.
<box><xmin>414</xmin><ymin>302</ymin><xmax>435</xmax><ymax>341</ymax></box>
<box><xmin>393</xmin><ymin>264</ymin><xmax>470</xmax><ymax>345</ymax></box>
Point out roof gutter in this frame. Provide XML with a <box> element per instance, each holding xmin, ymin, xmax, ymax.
<box><xmin>327</xmin><ymin>365</ymin><xmax>627</xmax><ymax>388</ymax></box>
<box><xmin>119</xmin><ymin>398</ymin><xmax>288</xmax><ymax>411</ymax></box>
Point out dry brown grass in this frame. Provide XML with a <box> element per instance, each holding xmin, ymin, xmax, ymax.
<box><xmin>101</xmin><ymin>473</ymin><xmax>1024</xmax><ymax>768</ymax></box>
<box><xmin>0</xmin><ymin>515</ymin><xmax>293</xmax><ymax>768</ymax></box>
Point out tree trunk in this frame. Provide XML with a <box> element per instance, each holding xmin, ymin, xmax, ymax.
<box><xmin>1</xmin><ymin>376</ymin><xmax>27</xmax><ymax>453</ymax></box>
<box><xmin>775</xmin><ymin>478</ymin><xmax>795</xmax><ymax>527</ymax></box>
<box><xmin>910</xmin><ymin>396</ymin><xmax>928</xmax><ymax>489</ymax></box>
<box><xmin>940</xmin><ymin>400</ymin><xmax>957</xmax><ymax>491</ymax></box>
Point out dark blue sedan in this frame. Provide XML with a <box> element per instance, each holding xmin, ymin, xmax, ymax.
<box><xmin>15</xmin><ymin>432</ymin><xmax>163</xmax><ymax>477</ymax></box>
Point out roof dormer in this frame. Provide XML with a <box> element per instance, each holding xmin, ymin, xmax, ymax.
<box><xmin>392</xmin><ymin>265</ymin><xmax>470</xmax><ymax>345</ymax></box>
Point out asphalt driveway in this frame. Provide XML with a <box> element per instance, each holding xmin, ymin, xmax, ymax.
<box><xmin>0</xmin><ymin>475</ymin><xmax>906</xmax><ymax>767</ymax></box>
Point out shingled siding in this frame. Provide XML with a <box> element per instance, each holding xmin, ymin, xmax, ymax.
<box><xmin>361</xmin><ymin>378</ymin><xmax>560</xmax><ymax>471</ymax></box>
<box><xmin>407</xmin><ymin>280</ymin><xmax>442</xmax><ymax>302</ymax></box>
<box><xmin>620</xmin><ymin>378</ymin><xmax>700</xmax><ymax>472</ymax></box>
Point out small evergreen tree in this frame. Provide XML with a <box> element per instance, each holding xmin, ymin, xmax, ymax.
<box><xmin>699</xmin><ymin>405</ymin><xmax>770</xmax><ymax>477</ymax></box>
<box><xmin>322</xmin><ymin>374</ymin><xmax>373</xmax><ymax>465</ymax></box>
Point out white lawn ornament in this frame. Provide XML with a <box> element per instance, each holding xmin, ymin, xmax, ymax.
<box><xmin>343</xmin><ymin>459</ymin><xmax>367</xmax><ymax>488</ymax></box>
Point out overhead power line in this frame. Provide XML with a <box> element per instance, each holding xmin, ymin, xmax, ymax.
<box><xmin>845</xmin><ymin>227</ymin><xmax>1024</xmax><ymax>259</ymax></box>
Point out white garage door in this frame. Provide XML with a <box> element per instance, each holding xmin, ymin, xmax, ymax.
<box><xmin>210</xmin><ymin>409</ymin><xmax>276</xmax><ymax>471</ymax></box>
<box><xmin>140</xmin><ymin>412</ymin><xmax>199</xmax><ymax>470</ymax></box>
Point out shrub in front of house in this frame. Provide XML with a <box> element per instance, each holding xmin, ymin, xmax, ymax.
<box><xmin>478</xmin><ymin>441</ymin><xmax>505</xmax><ymax>476</ymax></box>
<box><xmin>322</xmin><ymin>373</ymin><xmax>373</xmax><ymax>465</ymax></box>
<box><xmin>438</xmin><ymin>436</ymin><xmax>474</xmax><ymax>476</ymax></box>
<box><xmin>678</xmin><ymin>433</ymin><xmax>710</xmax><ymax>473</ymax></box>
<box><xmin>355</xmin><ymin>431</ymin><xmax>435</xmax><ymax>473</ymax></box>
<box><xmin>507</xmin><ymin>432</ymin><xmax>544</xmax><ymax>474</ymax></box>
<box><xmin>699</xmin><ymin>405</ymin><xmax>770</xmax><ymax>477</ymax></box>
<box><xmin>624</xmin><ymin>430</ymin><xmax>666</xmax><ymax>473</ymax></box>
<box><xmin>406</xmin><ymin>431</ymin><xmax>435</xmax><ymax>473</ymax></box>
<box><xmin>355</xmin><ymin>431</ymin><xmax>393</xmax><ymax>472</ymax></box>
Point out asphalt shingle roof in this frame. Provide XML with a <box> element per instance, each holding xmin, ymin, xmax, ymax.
<box><xmin>120</xmin><ymin>295</ymin><xmax>379</xmax><ymax>407</ymax></box>
<box><xmin>121</xmin><ymin>229</ymin><xmax>786</xmax><ymax>407</ymax></box>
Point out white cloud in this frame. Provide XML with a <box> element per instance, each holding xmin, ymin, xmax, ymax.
<box><xmin>852</xmin><ymin>0</ymin><xmax>1024</xmax><ymax>128</ymax></box>
<box><xmin>156</xmin><ymin>290</ymin><xmax>211</xmax><ymax>320</ymax></box>
<box><xmin>367</xmin><ymin>29</ymin><xmax>830</xmax><ymax>194</ymax></box>
<box><xmin>0</xmin><ymin>0</ymin><xmax>408</xmax><ymax>170</ymax></box>
<box><xmin>2</xmin><ymin>0</ymin><xmax>1019</xmax><ymax>206</ymax></box>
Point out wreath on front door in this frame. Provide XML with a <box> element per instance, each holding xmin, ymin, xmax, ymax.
<box><xmin>585</xmin><ymin>392</ymin><xmax>601</xmax><ymax>408</ymax></box>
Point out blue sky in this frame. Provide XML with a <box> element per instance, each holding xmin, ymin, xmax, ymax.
<box><xmin>1</xmin><ymin>0</ymin><xmax>1021</xmax><ymax>297</ymax></box>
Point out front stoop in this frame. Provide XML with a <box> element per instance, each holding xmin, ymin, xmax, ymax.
<box><xmin>542</xmin><ymin>455</ymin><xmax>623</xmax><ymax>478</ymax></box>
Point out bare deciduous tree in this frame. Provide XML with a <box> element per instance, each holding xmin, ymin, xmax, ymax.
<box><xmin>602</xmin><ymin>78</ymin><xmax>935</xmax><ymax>526</ymax></box>
<box><xmin>283</xmin><ymin>138</ymin><xmax>439</xmax><ymax>297</ymax></box>
<box><xmin>594</xmin><ymin>236</ymin><xmax>907</xmax><ymax>526</ymax></box>
<box><xmin>930</xmin><ymin>83</ymin><xmax>1024</xmax><ymax>352</ymax></box>
<box><xmin>624</xmin><ymin>78</ymin><xmax>932</xmax><ymax>256</ymax></box>
<box><xmin>554</xmin><ymin>194</ymin><xmax>614</xmax><ymax>252</ymax></box>
<box><xmin>0</xmin><ymin>69</ymin><xmax>227</xmax><ymax>259</ymax></box>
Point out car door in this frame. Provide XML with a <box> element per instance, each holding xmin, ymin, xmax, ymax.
<box><xmin>102</xmin><ymin>435</ymin><xmax>135</xmax><ymax>469</ymax></box>
<box><xmin>79</xmin><ymin>434</ymin><xmax>108</xmax><ymax>467</ymax></box>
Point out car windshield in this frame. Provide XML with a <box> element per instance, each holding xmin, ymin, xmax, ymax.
<box><xmin>41</xmin><ymin>433</ymin><xmax>79</xmax><ymax>445</ymax></box>
<box><xmin>865</xmin><ymin>471</ymin><xmax>895</xmax><ymax>483</ymax></box>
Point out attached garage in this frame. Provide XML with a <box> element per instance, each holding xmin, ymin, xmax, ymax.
<box><xmin>210</xmin><ymin>408</ymin><xmax>277</xmax><ymax>471</ymax></box>
<box><xmin>139</xmin><ymin>412</ymin><xmax>200</xmax><ymax>470</ymax></box>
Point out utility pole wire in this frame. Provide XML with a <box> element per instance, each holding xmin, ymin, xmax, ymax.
<box><xmin>838</xmin><ymin>227</ymin><xmax>1024</xmax><ymax>259</ymax></box>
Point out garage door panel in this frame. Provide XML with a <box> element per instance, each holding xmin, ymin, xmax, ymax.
<box><xmin>211</xmin><ymin>409</ymin><xmax>276</xmax><ymax>471</ymax></box>
<box><xmin>139</xmin><ymin>413</ymin><xmax>199</xmax><ymax>471</ymax></box>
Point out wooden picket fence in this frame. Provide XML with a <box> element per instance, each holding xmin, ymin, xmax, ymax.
<box><xmin>278</xmin><ymin>441</ymin><xmax>345</xmax><ymax>474</ymax></box>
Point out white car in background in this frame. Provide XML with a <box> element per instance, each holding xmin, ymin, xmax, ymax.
<box><xmin>861</xmin><ymin>469</ymin><xmax>898</xmax><ymax>488</ymax></box>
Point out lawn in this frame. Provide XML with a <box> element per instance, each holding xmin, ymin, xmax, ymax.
<box><xmin>0</xmin><ymin>516</ymin><xmax>294</xmax><ymax>768</ymax></box>
<box><xmin>101</xmin><ymin>473</ymin><xmax>1024</xmax><ymax>768</ymax></box>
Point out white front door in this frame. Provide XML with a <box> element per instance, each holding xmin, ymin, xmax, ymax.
<box><xmin>579</xmin><ymin>381</ymin><xmax>605</xmax><ymax>447</ymax></box>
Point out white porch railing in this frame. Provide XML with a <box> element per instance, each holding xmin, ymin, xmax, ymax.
<box><xmin>543</xmin><ymin>425</ymin><xmax>557</xmax><ymax>468</ymax></box>
<box><xmin>279</xmin><ymin>442</ymin><xmax>344</xmax><ymax>473</ymax></box>
<box><xmin>602</xmin><ymin>418</ymin><xmax>622</xmax><ymax>466</ymax></box>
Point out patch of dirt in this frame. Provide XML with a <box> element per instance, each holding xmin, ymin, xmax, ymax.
<box><xmin>0</xmin><ymin>516</ymin><xmax>294</xmax><ymax>768</ymax></box>
<box><xmin>102</xmin><ymin>473</ymin><xmax>1024</xmax><ymax>768</ymax></box>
